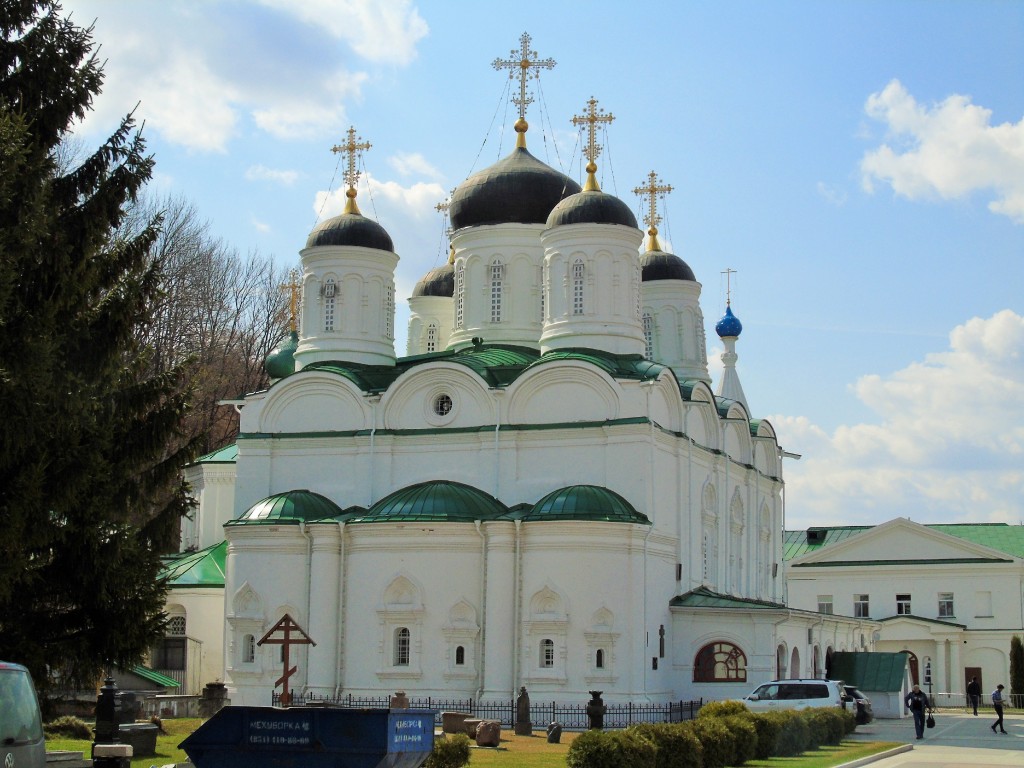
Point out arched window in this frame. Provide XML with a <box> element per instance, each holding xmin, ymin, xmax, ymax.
<box><xmin>693</xmin><ymin>641</ymin><xmax>747</xmax><ymax>682</ymax></box>
<box><xmin>455</xmin><ymin>264</ymin><xmax>465</xmax><ymax>328</ymax></box>
<box><xmin>323</xmin><ymin>278</ymin><xmax>336</xmax><ymax>332</ymax></box>
<box><xmin>540</xmin><ymin>638</ymin><xmax>554</xmax><ymax>668</ymax></box>
<box><xmin>455</xmin><ymin>646</ymin><xmax>465</xmax><ymax>666</ymax></box>
<box><xmin>642</xmin><ymin>313</ymin><xmax>653</xmax><ymax>359</ymax></box>
<box><xmin>426</xmin><ymin>323</ymin><xmax>438</xmax><ymax>353</ymax></box>
<box><xmin>153</xmin><ymin>614</ymin><xmax>187</xmax><ymax>671</ymax></box>
<box><xmin>572</xmin><ymin>260</ymin><xmax>585</xmax><ymax>315</ymax></box>
<box><xmin>595</xmin><ymin>649</ymin><xmax>605</xmax><ymax>669</ymax></box>
<box><xmin>394</xmin><ymin>627</ymin><xmax>410</xmax><ymax>666</ymax></box>
<box><xmin>490</xmin><ymin>261</ymin><xmax>504</xmax><ymax>322</ymax></box>
<box><xmin>242</xmin><ymin>634</ymin><xmax>255</xmax><ymax>664</ymax></box>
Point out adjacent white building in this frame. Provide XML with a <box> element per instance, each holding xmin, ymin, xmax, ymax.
<box><xmin>785</xmin><ymin>518</ymin><xmax>1024</xmax><ymax>700</ymax></box>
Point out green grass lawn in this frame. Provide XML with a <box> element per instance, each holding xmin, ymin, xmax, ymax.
<box><xmin>46</xmin><ymin>720</ymin><xmax>900</xmax><ymax>768</ymax></box>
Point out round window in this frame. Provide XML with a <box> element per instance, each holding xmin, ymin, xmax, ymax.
<box><xmin>433</xmin><ymin>393</ymin><xmax>453</xmax><ymax>417</ymax></box>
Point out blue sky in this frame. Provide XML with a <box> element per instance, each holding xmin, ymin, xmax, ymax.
<box><xmin>64</xmin><ymin>0</ymin><xmax>1023</xmax><ymax>530</ymax></box>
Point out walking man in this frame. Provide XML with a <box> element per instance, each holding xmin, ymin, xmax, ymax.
<box><xmin>905</xmin><ymin>683</ymin><xmax>929</xmax><ymax>740</ymax></box>
<box><xmin>966</xmin><ymin>676</ymin><xmax>981</xmax><ymax>716</ymax></box>
<box><xmin>991</xmin><ymin>683</ymin><xmax>1007</xmax><ymax>734</ymax></box>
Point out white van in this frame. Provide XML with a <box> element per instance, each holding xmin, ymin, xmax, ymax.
<box><xmin>0</xmin><ymin>661</ymin><xmax>46</xmax><ymax>768</ymax></box>
<box><xmin>740</xmin><ymin>678</ymin><xmax>847</xmax><ymax>712</ymax></box>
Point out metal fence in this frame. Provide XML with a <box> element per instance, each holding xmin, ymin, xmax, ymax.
<box><xmin>271</xmin><ymin>691</ymin><xmax>702</xmax><ymax>728</ymax></box>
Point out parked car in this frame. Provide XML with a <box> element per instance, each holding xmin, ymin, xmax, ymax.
<box><xmin>844</xmin><ymin>685</ymin><xmax>873</xmax><ymax>724</ymax></box>
<box><xmin>0</xmin><ymin>661</ymin><xmax>46</xmax><ymax>768</ymax></box>
<box><xmin>739</xmin><ymin>678</ymin><xmax>847</xmax><ymax>712</ymax></box>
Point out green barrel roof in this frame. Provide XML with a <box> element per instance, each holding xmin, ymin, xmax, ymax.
<box><xmin>228</xmin><ymin>489</ymin><xmax>345</xmax><ymax>526</ymax></box>
<box><xmin>348</xmin><ymin>480</ymin><xmax>509</xmax><ymax>523</ymax></box>
<box><xmin>522</xmin><ymin>485</ymin><xmax>650</xmax><ymax>524</ymax></box>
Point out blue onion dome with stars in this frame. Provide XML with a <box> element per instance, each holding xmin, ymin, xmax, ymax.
<box><xmin>716</xmin><ymin>305</ymin><xmax>743</xmax><ymax>338</ymax></box>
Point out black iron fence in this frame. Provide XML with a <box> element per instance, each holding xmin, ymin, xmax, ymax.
<box><xmin>270</xmin><ymin>691</ymin><xmax>703</xmax><ymax>728</ymax></box>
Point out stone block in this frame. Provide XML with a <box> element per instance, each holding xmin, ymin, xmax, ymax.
<box><xmin>475</xmin><ymin>720</ymin><xmax>501</xmax><ymax>747</ymax></box>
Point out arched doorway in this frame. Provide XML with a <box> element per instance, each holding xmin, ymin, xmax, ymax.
<box><xmin>789</xmin><ymin>647</ymin><xmax>801</xmax><ymax>678</ymax></box>
<box><xmin>776</xmin><ymin>644</ymin><xmax>787</xmax><ymax>679</ymax></box>
<box><xmin>903</xmin><ymin>650</ymin><xmax>919</xmax><ymax>685</ymax></box>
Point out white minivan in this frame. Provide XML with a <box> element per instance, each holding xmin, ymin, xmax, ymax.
<box><xmin>740</xmin><ymin>678</ymin><xmax>847</xmax><ymax>712</ymax></box>
<box><xmin>0</xmin><ymin>661</ymin><xmax>46</xmax><ymax>768</ymax></box>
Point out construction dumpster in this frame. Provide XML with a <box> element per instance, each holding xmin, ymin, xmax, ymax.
<box><xmin>180</xmin><ymin>706</ymin><xmax>435</xmax><ymax>768</ymax></box>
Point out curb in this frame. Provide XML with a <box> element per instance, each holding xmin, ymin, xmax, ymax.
<box><xmin>833</xmin><ymin>743</ymin><xmax>914</xmax><ymax>768</ymax></box>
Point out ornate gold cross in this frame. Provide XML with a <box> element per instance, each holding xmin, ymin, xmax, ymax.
<box><xmin>633</xmin><ymin>171</ymin><xmax>674</xmax><ymax>251</ymax></box>
<box><xmin>492</xmin><ymin>32</ymin><xmax>555</xmax><ymax>122</ymax></box>
<box><xmin>331</xmin><ymin>126</ymin><xmax>371</xmax><ymax>214</ymax></box>
<box><xmin>572</xmin><ymin>97</ymin><xmax>614</xmax><ymax>191</ymax></box>
<box><xmin>279</xmin><ymin>268</ymin><xmax>301</xmax><ymax>332</ymax></box>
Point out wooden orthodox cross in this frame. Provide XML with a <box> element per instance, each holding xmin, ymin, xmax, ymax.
<box><xmin>492</xmin><ymin>32</ymin><xmax>556</xmax><ymax>120</ymax></box>
<box><xmin>633</xmin><ymin>171</ymin><xmax>674</xmax><ymax>251</ymax></box>
<box><xmin>257</xmin><ymin>613</ymin><xmax>316</xmax><ymax>707</ymax></box>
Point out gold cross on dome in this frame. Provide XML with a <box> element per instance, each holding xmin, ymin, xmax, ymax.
<box><xmin>331</xmin><ymin>127</ymin><xmax>371</xmax><ymax>213</ymax></box>
<box><xmin>632</xmin><ymin>170</ymin><xmax>674</xmax><ymax>251</ymax></box>
<box><xmin>493</xmin><ymin>32</ymin><xmax>556</xmax><ymax>122</ymax></box>
<box><xmin>572</xmin><ymin>97</ymin><xmax>614</xmax><ymax>191</ymax></box>
<box><xmin>279</xmin><ymin>268</ymin><xmax>301</xmax><ymax>332</ymax></box>
<box><xmin>722</xmin><ymin>267</ymin><xmax>737</xmax><ymax>305</ymax></box>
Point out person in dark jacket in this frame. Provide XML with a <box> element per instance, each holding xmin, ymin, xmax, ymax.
<box><xmin>966</xmin><ymin>676</ymin><xmax>981</xmax><ymax>715</ymax></box>
<box><xmin>905</xmin><ymin>684</ymin><xmax>930</xmax><ymax>739</ymax></box>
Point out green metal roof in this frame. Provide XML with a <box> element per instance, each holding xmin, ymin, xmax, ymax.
<box><xmin>784</xmin><ymin>523</ymin><xmax>1024</xmax><ymax>561</ymax></box>
<box><xmin>670</xmin><ymin>585</ymin><xmax>787</xmax><ymax>610</ymax></box>
<box><xmin>526</xmin><ymin>348</ymin><xmax>666</xmax><ymax>383</ymax></box>
<box><xmin>130</xmin><ymin>665</ymin><xmax>181</xmax><ymax>688</ymax></box>
<box><xmin>227</xmin><ymin>489</ymin><xmax>346</xmax><ymax>526</ymax></box>
<box><xmin>828</xmin><ymin>652</ymin><xmax>907</xmax><ymax>693</ymax></box>
<box><xmin>192</xmin><ymin>443</ymin><xmax>238</xmax><ymax>464</ymax></box>
<box><xmin>347</xmin><ymin>480</ymin><xmax>509</xmax><ymax>523</ymax></box>
<box><xmin>160</xmin><ymin>541</ymin><xmax>227</xmax><ymax>587</ymax></box>
<box><xmin>517</xmin><ymin>484</ymin><xmax>650</xmax><ymax>524</ymax></box>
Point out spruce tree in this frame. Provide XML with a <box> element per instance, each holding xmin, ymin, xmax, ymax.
<box><xmin>0</xmin><ymin>1</ymin><xmax>198</xmax><ymax>698</ymax></box>
<box><xmin>1011</xmin><ymin>635</ymin><xmax>1024</xmax><ymax>706</ymax></box>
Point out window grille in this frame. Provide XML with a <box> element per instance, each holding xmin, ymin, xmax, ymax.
<box><xmin>394</xmin><ymin>628</ymin><xmax>410</xmax><ymax>666</ymax></box>
<box><xmin>572</xmin><ymin>260</ymin><xmax>584</xmax><ymax>315</ymax></box>
<box><xmin>490</xmin><ymin>262</ymin><xmax>504</xmax><ymax>322</ymax></box>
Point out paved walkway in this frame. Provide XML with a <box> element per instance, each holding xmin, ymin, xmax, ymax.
<box><xmin>842</xmin><ymin>710</ymin><xmax>1022</xmax><ymax>766</ymax></box>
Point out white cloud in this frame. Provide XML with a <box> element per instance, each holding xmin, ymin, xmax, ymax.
<box><xmin>816</xmin><ymin>182</ymin><xmax>847</xmax><ymax>207</ymax></box>
<box><xmin>65</xmin><ymin>0</ymin><xmax>418</xmax><ymax>152</ymax></box>
<box><xmin>388</xmin><ymin>152</ymin><xmax>444</xmax><ymax>181</ymax></box>
<box><xmin>245</xmin><ymin>165</ymin><xmax>300</xmax><ymax>186</ymax></box>
<box><xmin>258</xmin><ymin>0</ymin><xmax>429</xmax><ymax>65</ymax></box>
<box><xmin>860</xmin><ymin>80</ymin><xmax>1024</xmax><ymax>223</ymax></box>
<box><xmin>776</xmin><ymin>310</ymin><xmax>1024</xmax><ymax>528</ymax></box>
<box><xmin>251</xmin><ymin>217</ymin><xmax>272</xmax><ymax>234</ymax></box>
<box><xmin>313</xmin><ymin>175</ymin><xmax>445</xmax><ymax>221</ymax></box>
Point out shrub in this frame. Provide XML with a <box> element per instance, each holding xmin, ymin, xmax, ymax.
<box><xmin>721</xmin><ymin>715</ymin><xmax>758</xmax><ymax>765</ymax></box>
<box><xmin>801</xmin><ymin>708</ymin><xmax>845</xmax><ymax>748</ymax></box>
<box><xmin>567</xmin><ymin>729</ymin><xmax>656</xmax><ymax>768</ymax></box>
<box><xmin>766</xmin><ymin>710</ymin><xmax>809</xmax><ymax>757</ymax></box>
<box><xmin>43</xmin><ymin>716</ymin><xmax>92</xmax><ymax>739</ymax></box>
<box><xmin>839</xmin><ymin>707</ymin><xmax>857</xmax><ymax>736</ymax></box>
<box><xmin>696</xmin><ymin>700</ymin><xmax>749</xmax><ymax>719</ymax></box>
<box><xmin>626</xmin><ymin>722</ymin><xmax>703</xmax><ymax>768</ymax></box>
<box><xmin>424</xmin><ymin>733</ymin><xmax>471</xmax><ymax>768</ymax></box>
<box><xmin>746</xmin><ymin>713</ymin><xmax>781</xmax><ymax>760</ymax></box>
<box><xmin>686</xmin><ymin>717</ymin><xmax>733</xmax><ymax>768</ymax></box>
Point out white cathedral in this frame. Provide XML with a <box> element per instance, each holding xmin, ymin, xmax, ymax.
<box><xmin>170</xmin><ymin>36</ymin><xmax>873</xmax><ymax>708</ymax></box>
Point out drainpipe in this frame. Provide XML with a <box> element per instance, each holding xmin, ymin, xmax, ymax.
<box><xmin>512</xmin><ymin>519</ymin><xmax>522</xmax><ymax>694</ymax></box>
<box><xmin>335</xmin><ymin>521</ymin><xmax>346</xmax><ymax>697</ymax></box>
<box><xmin>367</xmin><ymin>396</ymin><xmax>380</xmax><ymax>506</ymax></box>
<box><xmin>299</xmin><ymin>521</ymin><xmax>313</xmax><ymax>695</ymax></box>
<box><xmin>492</xmin><ymin>390</ymin><xmax>503</xmax><ymax>498</ymax></box>
<box><xmin>642</xmin><ymin>524</ymin><xmax>653</xmax><ymax>702</ymax></box>
<box><xmin>475</xmin><ymin>520</ymin><xmax>487</xmax><ymax>700</ymax></box>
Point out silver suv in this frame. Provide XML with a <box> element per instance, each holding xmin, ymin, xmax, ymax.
<box><xmin>740</xmin><ymin>678</ymin><xmax>847</xmax><ymax>712</ymax></box>
<box><xmin>0</xmin><ymin>661</ymin><xmax>46</xmax><ymax>768</ymax></box>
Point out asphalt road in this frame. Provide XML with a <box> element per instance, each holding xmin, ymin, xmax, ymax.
<box><xmin>843</xmin><ymin>710</ymin><xmax>1022</xmax><ymax>766</ymax></box>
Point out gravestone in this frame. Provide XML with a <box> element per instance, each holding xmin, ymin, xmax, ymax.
<box><xmin>546</xmin><ymin>721</ymin><xmax>562</xmax><ymax>743</ymax></box>
<box><xmin>475</xmin><ymin>720</ymin><xmax>501</xmax><ymax>747</ymax></box>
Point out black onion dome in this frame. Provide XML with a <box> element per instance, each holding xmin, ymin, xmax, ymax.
<box><xmin>306</xmin><ymin>212</ymin><xmax>394</xmax><ymax>251</ymax></box>
<box><xmin>412</xmin><ymin>263</ymin><xmax>455</xmax><ymax>298</ymax></box>
<box><xmin>449</xmin><ymin>147</ymin><xmax>582</xmax><ymax>230</ymax></box>
<box><xmin>640</xmin><ymin>250</ymin><xmax>697</xmax><ymax>282</ymax></box>
<box><xmin>546</xmin><ymin>189</ymin><xmax>638</xmax><ymax>229</ymax></box>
